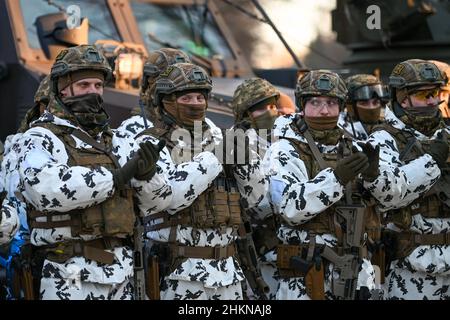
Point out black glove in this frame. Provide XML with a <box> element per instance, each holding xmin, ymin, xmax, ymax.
<box><xmin>358</xmin><ymin>142</ymin><xmax>380</xmax><ymax>182</ymax></box>
<box><xmin>135</xmin><ymin>139</ymin><xmax>166</xmax><ymax>180</ymax></box>
<box><xmin>112</xmin><ymin>139</ymin><xmax>165</xmax><ymax>190</ymax></box>
<box><xmin>334</xmin><ymin>152</ymin><xmax>369</xmax><ymax>185</ymax></box>
<box><xmin>427</xmin><ymin>131</ymin><xmax>449</xmax><ymax>169</ymax></box>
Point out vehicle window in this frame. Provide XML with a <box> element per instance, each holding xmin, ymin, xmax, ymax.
<box><xmin>130</xmin><ymin>1</ymin><xmax>233</xmax><ymax>60</ymax></box>
<box><xmin>20</xmin><ymin>0</ymin><xmax>121</xmax><ymax>49</ymax></box>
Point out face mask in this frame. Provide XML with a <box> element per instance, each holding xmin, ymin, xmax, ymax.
<box><xmin>401</xmin><ymin>105</ymin><xmax>442</xmax><ymax>136</ymax></box>
<box><xmin>356</xmin><ymin>106</ymin><xmax>381</xmax><ymax>124</ymax></box>
<box><xmin>250</xmin><ymin>108</ymin><xmax>278</xmax><ymax>130</ymax></box>
<box><xmin>304</xmin><ymin>115</ymin><xmax>339</xmax><ymax>130</ymax></box>
<box><xmin>63</xmin><ymin>93</ymin><xmax>109</xmax><ymax>134</ymax></box>
<box><xmin>163</xmin><ymin>97</ymin><xmax>207</xmax><ymax>128</ymax></box>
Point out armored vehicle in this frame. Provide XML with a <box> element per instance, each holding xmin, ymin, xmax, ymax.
<box><xmin>332</xmin><ymin>0</ymin><xmax>450</xmax><ymax>77</ymax></box>
<box><xmin>0</xmin><ymin>0</ymin><xmax>295</xmax><ymax>141</ymax></box>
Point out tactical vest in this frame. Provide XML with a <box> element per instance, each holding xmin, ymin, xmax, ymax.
<box><xmin>27</xmin><ymin>123</ymin><xmax>135</xmax><ymax>263</ymax></box>
<box><xmin>282</xmin><ymin>137</ymin><xmax>381</xmax><ymax>242</ymax></box>
<box><xmin>139</xmin><ymin>126</ymin><xmax>240</xmax><ymax>264</ymax></box>
<box><xmin>372</xmin><ymin>123</ymin><xmax>450</xmax><ymax>260</ymax></box>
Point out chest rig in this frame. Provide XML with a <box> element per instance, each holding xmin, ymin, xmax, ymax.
<box><xmin>27</xmin><ymin>123</ymin><xmax>135</xmax><ymax>264</ymax></box>
<box><xmin>275</xmin><ymin>123</ymin><xmax>381</xmax><ymax>300</ymax></box>
<box><xmin>284</xmin><ymin>124</ymin><xmax>380</xmax><ymax>242</ymax></box>
<box><xmin>139</xmin><ymin>125</ymin><xmax>241</xmax><ymax>264</ymax></box>
<box><xmin>372</xmin><ymin>123</ymin><xmax>450</xmax><ymax>260</ymax></box>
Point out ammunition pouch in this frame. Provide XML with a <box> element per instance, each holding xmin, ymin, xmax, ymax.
<box><xmin>36</xmin><ymin>237</ymin><xmax>125</xmax><ymax>265</ymax></box>
<box><xmin>28</xmin><ymin>123</ymin><xmax>136</xmax><ymax>239</ymax></box>
<box><xmin>276</xmin><ymin>244</ymin><xmax>325</xmax><ymax>278</ymax></box>
<box><xmin>389</xmin><ymin>193</ymin><xmax>450</xmax><ymax>231</ymax></box>
<box><xmin>146</xmin><ymin>177</ymin><xmax>241</xmax><ymax>232</ymax></box>
<box><xmin>29</xmin><ymin>187</ymin><xmax>135</xmax><ymax>238</ymax></box>
<box><xmin>382</xmin><ymin>230</ymin><xmax>450</xmax><ymax>262</ymax></box>
<box><xmin>276</xmin><ymin>243</ymin><xmax>326</xmax><ymax>299</ymax></box>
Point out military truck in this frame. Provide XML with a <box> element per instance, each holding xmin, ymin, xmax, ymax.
<box><xmin>0</xmin><ymin>0</ymin><xmax>295</xmax><ymax>141</ymax></box>
<box><xmin>332</xmin><ymin>0</ymin><xmax>450</xmax><ymax>77</ymax></box>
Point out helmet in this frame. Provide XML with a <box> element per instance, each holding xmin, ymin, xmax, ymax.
<box><xmin>153</xmin><ymin>63</ymin><xmax>212</xmax><ymax>106</ymax></box>
<box><xmin>428</xmin><ymin>60</ymin><xmax>450</xmax><ymax>92</ymax></box>
<box><xmin>295</xmin><ymin>69</ymin><xmax>347</xmax><ymax>110</ymax></box>
<box><xmin>346</xmin><ymin>74</ymin><xmax>389</xmax><ymax>101</ymax></box>
<box><xmin>232</xmin><ymin>77</ymin><xmax>280</xmax><ymax>122</ymax></box>
<box><xmin>140</xmin><ymin>48</ymin><xmax>190</xmax><ymax>105</ymax></box>
<box><xmin>34</xmin><ymin>75</ymin><xmax>52</xmax><ymax>105</ymax></box>
<box><xmin>389</xmin><ymin>59</ymin><xmax>445</xmax><ymax>102</ymax></box>
<box><xmin>50</xmin><ymin>45</ymin><xmax>112</xmax><ymax>93</ymax></box>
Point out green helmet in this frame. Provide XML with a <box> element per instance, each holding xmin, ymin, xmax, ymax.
<box><xmin>153</xmin><ymin>62</ymin><xmax>212</xmax><ymax>106</ymax></box>
<box><xmin>345</xmin><ymin>74</ymin><xmax>388</xmax><ymax>100</ymax></box>
<box><xmin>389</xmin><ymin>59</ymin><xmax>445</xmax><ymax>100</ymax></box>
<box><xmin>50</xmin><ymin>45</ymin><xmax>112</xmax><ymax>93</ymax></box>
<box><xmin>34</xmin><ymin>75</ymin><xmax>51</xmax><ymax>105</ymax></box>
<box><xmin>295</xmin><ymin>69</ymin><xmax>347</xmax><ymax>110</ymax></box>
<box><xmin>232</xmin><ymin>77</ymin><xmax>280</xmax><ymax>122</ymax></box>
<box><xmin>140</xmin><ymin>48</ymin><xmax>190</xmax><ymax>106</ymax></box>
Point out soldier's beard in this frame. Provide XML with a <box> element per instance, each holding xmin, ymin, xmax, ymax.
<box><xmin>304</xmin><ymin>115</ymin><xmax>339</xmax><ymax>130</ymax></box>
<box><xmin>63</xmin><ymin>93</ymin><xmax>110</xmax><ymax>135</ymax></box>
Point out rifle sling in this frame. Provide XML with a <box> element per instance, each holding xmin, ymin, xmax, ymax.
<box><xmin>70</xmin><ymin>128</ymin><xmax>120</xmax><ymax>168</ymax></box>
<box><xmin>303</xmin><ymin>129</ymin><xmax>328</xmax><ymax>170</ymax></box>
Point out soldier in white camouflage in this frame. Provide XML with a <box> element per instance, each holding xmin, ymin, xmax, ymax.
<box><xmin>231</xmin><ymin>77</ymin><xmax>280</xmax><ymax>299</ymax></box>
<box><xmin>366</xmin><ymin>59</ymin><xmax>450</xmax><ymax>299</ymax></box>
<box><xmin>13</xmin><ymin>45</ymin><xmax>169</xmax><ymax>300</ymax></box>
<box><xmin>338</xmin><ymin>74</ymin><xmax>389</xmax><ymax>141</ymax></box>
<box><xmin>262</xmin><ymin>69</ymin><xmax>396</xmax><ymax>300</ymax></box>
<box><xmin>136</xmin><ymin>63</ymin><xmax>268</xmax><ymax>300</ymax></box>
<box><xmin>117</xmin><ymin>48</ymin><xmax>190</xmax><ymax>137</ymax></box>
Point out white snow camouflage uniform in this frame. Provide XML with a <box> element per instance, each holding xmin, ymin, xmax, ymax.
<box><xmin>263</xmin><ymin>114</ymin><xmax>382</xmax><ymax>300</ymax></box>
<box><xmin>1</xmin><ymin>132</ymin><xmax>29</xmax><ymax>246</ymax></box>
<box><xmin>366</xmin><ymin>106</ymin><xmax>449</xmax><ymax>300</ymax></box>
<box><xmin>338</xmin><ymin>111</ymin><xmax>370</xmax><ymax>141</ymax></box>
<box><xmin>0</xmin><ymin>172</ymin><xmax>20</xmax><ymax>245</ymax></box>
<box><xmin>137</xmin><ymin>119</ymin><xmax>267</xmax><ymax>300</ymax></box>
<box><xmin>15</xmin><ymin>110</ymin><xmax>171</xmax><ymax>300</ymax></box>
<box><xmin>235</xmin><ymin>127</ymin><xmax>279</xmax><ymax>300</ymax></box>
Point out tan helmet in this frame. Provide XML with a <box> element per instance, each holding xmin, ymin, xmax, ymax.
<box><xmin>428</xmin><ymin>60</ymin><xmax>450</xmax><ymax>92</ymax></box>
<box><xmin>50</xmin><ymin>45</ymin><xmax>112</xmax><ymax>94</ymax></box>
<box><xmin>153</xmin><ymin>62</ymin><xmax>212</xmax><ymax>106</ymax></box>
<box><xmin>295</xmin><ymin>69</ymin><xmax>347</xmax><ymax>110</ymax></box>
<box><xmin>232</xmin><ymin>77</ymin><xmax>280</xmax><ymax>122</ymax></box>
<box><xmin>389</xmin><ymin>59</ymin><xmax>445</xmax><ymax>103</ymax></box>
<box><xmin>140</xmin><ymin>48</ymin><xmax>190</xmax><ymax>106</ymax></box>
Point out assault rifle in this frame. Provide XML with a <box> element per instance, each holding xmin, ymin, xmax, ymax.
<box><xmin>235</xmin><ymin>207</ymin><xmax>270</xmax><ymax>300</ymax></box>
